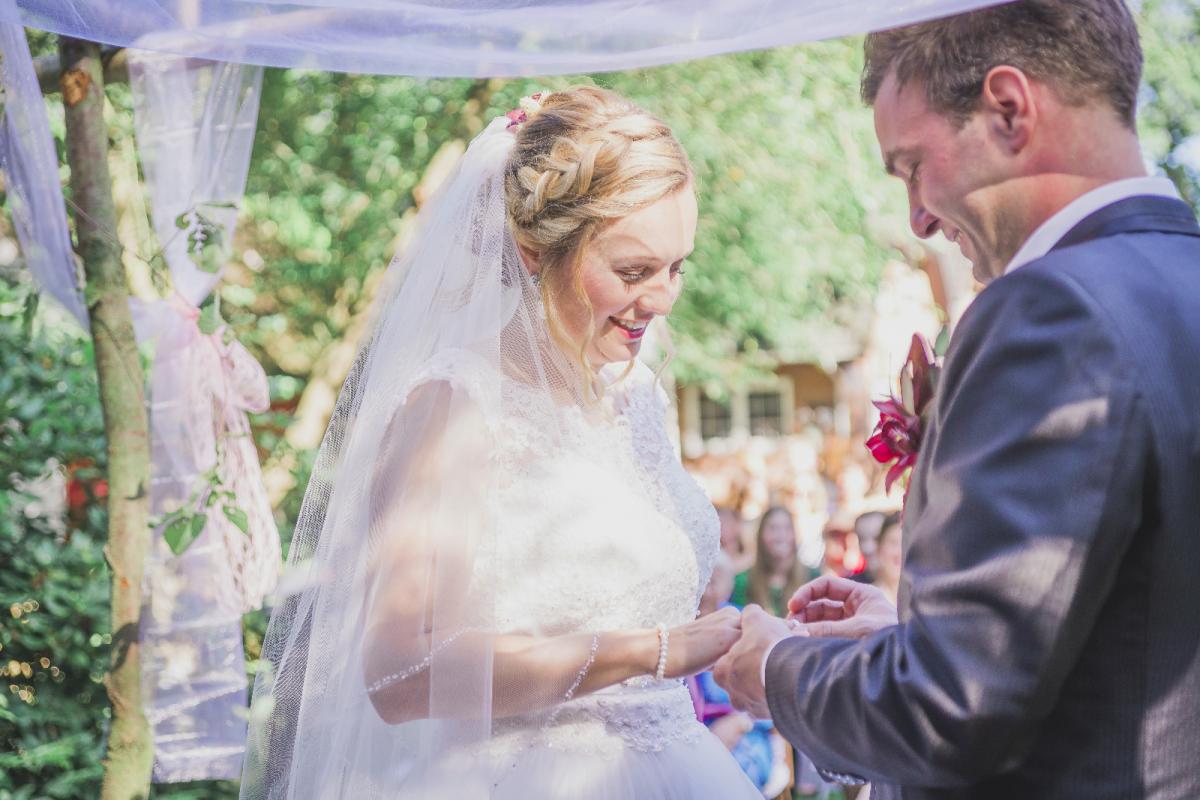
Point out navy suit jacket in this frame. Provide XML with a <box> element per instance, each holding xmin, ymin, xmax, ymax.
<box><xmin>765</xmin><ymin>195</ymin><xmax>1200</xmax><ymax>799</ymax></box>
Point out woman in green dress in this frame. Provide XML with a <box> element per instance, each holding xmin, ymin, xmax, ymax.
<box><xmin>730</xmin><ymin>506</ymin><xmax>818</xmax><ymax>617</ymax></box>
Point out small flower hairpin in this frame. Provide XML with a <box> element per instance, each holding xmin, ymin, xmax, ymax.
<box><xmin>506</xmin><ymin>91</ymin><xmax>546</xmax><ymax>129</ymax></box>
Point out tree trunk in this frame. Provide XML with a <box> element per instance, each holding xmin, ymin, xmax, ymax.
<box><xmin>59</xmin><ymin>36</ymin><xmax>154</xmax><ymax>800</ymax></box>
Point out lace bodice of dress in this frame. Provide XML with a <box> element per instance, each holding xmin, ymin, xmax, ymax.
<box><xmin>486</xmin><ymin>360</ymin><xmax>720</xmax><ymax>755</ymax></box>
<box><xmin>491</xmin><ymin>361</ymin><xmax>717</xmax><ymax>635</ymax></box>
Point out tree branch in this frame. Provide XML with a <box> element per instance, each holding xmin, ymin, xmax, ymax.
<box><xmin>35</xmin><ymin>46</ymin><xmax>127</xmax><ymax>94</ymax></box>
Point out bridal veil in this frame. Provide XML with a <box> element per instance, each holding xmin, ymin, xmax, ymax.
<box><xmin>240</xmin><ymin>114</ymin><xmax>602</xmax><ymax>798</ymax></box>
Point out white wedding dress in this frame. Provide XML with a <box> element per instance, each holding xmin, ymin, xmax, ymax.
<box><xmin>242</xmin><ymin>117</ymin><xmax>762</xmax><ymax>799</ymax></box>
<box><xmin>393</xmin><ymin>354</ymin><xmax>762</xmax><ymax>799</ymax></box>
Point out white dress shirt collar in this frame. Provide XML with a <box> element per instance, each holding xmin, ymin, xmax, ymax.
<box><xmin>1005</xmin><ymin>176</ymin><xmax>1181</xmax><ymax>275</ymax></box>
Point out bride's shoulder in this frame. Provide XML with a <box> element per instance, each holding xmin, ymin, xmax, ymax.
<box><xmin>604</xmin><ymin>358</ymin><xmax>670</xmax><ymax>411</ymax></box>
<box><xmin>399</xmin><ymin>348</ymin><xmax>502</xmax><ymax>410</ymax></box>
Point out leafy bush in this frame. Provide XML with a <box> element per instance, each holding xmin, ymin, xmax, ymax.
<box><xmin>0</xmin><ymin>280</ymin><xmax>243</xmax><ymax>800</ymax></box>
<box><xmin>0</xmin><ymin>278</ymin><xmax>110</xmax><ymax>798</ymax></box>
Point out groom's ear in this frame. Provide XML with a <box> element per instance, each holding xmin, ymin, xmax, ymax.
<box><xmin>979</xmin><ymin>65</ymin><xmax>1037</xmax><ymax>155</ymax></box>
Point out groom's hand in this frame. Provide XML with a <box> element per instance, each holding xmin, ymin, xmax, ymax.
<box><xmin>713</xmin><ymin>604</ymin><xmax>800</xmax><ymax>719</ymax></box>
<box><xmin>787</xmin><ymin>575</ymin><xmax>898</xmax><ymax>639</ymax></box>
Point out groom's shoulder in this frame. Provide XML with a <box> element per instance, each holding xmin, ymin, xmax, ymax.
<box><xmin>939</xmin><ymin>256</ymin><xmax>1130</xmax><ymax>398</ymax></box>
<box><xmin>1020</xmin><ymin>221</ymin><xmax>1200</xmax><ymax>312</ymax></box>
<box><xmin>948</xmin><ymin>228</ymin><xmax>1200</xmax><ymax>393</ymax></box>
<box><xmin>970</xmin><ymin>224</ymin><xmax>1199</xmax><ymax>333</ymax></box>
<box><xmin>957</xmin><ymin>257</ymin><xmax>1108</xmax><ymax>348</ymax></box>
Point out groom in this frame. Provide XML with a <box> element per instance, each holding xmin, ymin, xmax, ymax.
<box><xmin>715</xmin><ymin>1</ymin><xmax>1200</xmax><ymax>797</ymax></box>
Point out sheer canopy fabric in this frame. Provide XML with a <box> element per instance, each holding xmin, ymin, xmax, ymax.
<box><xmin>9</xmin><ymin>0</ymin><xmax>1011</xmax><ymax>77</ymax></box>
<box><xmin>128</xmin><ymin>52</ymin><xmax>263</xmax><ymax>307</ymax></box>
<box><xmin>126</xmin><ymin>53</ymin><xmax>278</xmax><ymax>781</ymax></box>
<box><xmin>0</xmin><ymin>0</ymin><xmax>86</xmax><ymax>326</ymax></box>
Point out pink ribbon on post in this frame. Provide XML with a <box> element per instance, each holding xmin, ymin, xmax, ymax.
<box><xmin>156</xmin><ymin>290</ymin><xmax>279</xmax><ymax>613</ymax></box>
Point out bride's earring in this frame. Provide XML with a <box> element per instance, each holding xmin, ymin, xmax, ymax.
<box><xmin>531</xmin><ymin>272</ymin><xmax>541</xmax><ymax>287</ymax></box>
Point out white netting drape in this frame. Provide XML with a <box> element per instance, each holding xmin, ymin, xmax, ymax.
<box><xmin>0</xmin><ymin>0</ymin><xmax>86</xmax><ymax>325</ymax></box>
<box><xmin>0</xmin><ymin>21</ymin><xmax>276</xmax><ymax>780</ymax></box>
<box><xmin>126</xmin><ymin>53</ymin><xmax>279</xmax><ymax>781</ymax></box>
<box><xmin>6</xmin><ymin>0</ymin><xmax>1011</xmax><ymax>77</ymax></box>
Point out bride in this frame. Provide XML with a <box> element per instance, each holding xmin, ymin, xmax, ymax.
<box><xmin>240</xmin><ymin>86</ymin><xmax>761</xmax><ymax>799</ymax></box>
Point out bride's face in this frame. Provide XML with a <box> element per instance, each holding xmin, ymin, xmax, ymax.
<box><xmin>560</xmin><ymin>184</ymin><xmax>697</xmax><ymax>366</ymax></box>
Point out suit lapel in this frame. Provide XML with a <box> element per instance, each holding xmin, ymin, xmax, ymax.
<box><xmin>1051</xmin><ymin>195</ymin><xmax>1200</xmax><ymax>253</ymax></box>
<box><xmin>896</xmin><ymin>407</ymin><xmax>939</xmax><ymax>620</ymax></box>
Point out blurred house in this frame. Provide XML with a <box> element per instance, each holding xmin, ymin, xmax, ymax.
<box><xmin>678</xmin><ymin>243</ymin><xmax>975</xmax><ymax>565</ymax></box>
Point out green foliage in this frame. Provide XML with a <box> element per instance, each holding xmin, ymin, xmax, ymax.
<box><xmin>175</xmin><ymin>206</ymin><xmax>232</xmax><ymax>276</ymax></box>
<box><xmin>0</xmin><ymin>278</ymin><xmax>110</xmax><ymax>798</ymax></box>
<box><xmin>161</xmin><ymin>513</ymin><xmax>206</xmax><ymax>556</ymax></box>
<box><xmin>227</xmin><ymin>73</ymin><xmax>492</xmax><ymax>376</ymax></box>
<box><xmin>1139</xmin><ymin>0</ymin><xmax>1200</xmax><ymax>210</ymax></box>
<box><xmin>0</xmin><ymin>278</ymin><xmax>244</xmax><ymax>799</ymax></box>
<box><xmin>196</xmin><ymin>301</ymin><xmax>223</xmax><ymax>337</ymax></box>
<box><xmin>153</xmin><ymin>461</ymin><xmax>251</xmax><ymax>556</ymax></box>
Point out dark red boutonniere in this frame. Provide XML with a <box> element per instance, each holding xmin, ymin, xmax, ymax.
<box><xmin>866</xmin><ymin>327</ymin><xmax>948</xmax><ymax>495</ymax></box>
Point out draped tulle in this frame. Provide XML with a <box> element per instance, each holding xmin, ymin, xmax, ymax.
<box><xmin>9</xmin><ymin>0</ymin><xmax>1011</xmax><ymax>77</ymax></box>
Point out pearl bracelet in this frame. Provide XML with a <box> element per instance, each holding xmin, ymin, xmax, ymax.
<box><xmin>654</xmin><ymin>623</ymin><xmax>669</xmax><ymax>681</ymax></box>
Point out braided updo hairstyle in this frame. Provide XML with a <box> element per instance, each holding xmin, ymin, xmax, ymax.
<box><xmin>504</xmin><ymin>86</ymin><xmax>692</xmax><ymax>394</ymax></box>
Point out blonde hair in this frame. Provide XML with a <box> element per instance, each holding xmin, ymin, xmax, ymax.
<box><xmin>504</xmin><ymin>86</ymin><xmax>692</xmax><ymax>399</ymax></box>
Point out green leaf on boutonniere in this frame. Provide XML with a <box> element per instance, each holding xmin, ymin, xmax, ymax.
<box><xmin>934</xmin><ymin>325</ymin><xmax>950</xmax><ymax>359</ymax></box>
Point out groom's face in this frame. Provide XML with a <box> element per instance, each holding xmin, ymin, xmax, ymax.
<box><xmin>873</xmin><ymin>72</ymin><xmax>1008</xmax><ymax>283</ymax></box>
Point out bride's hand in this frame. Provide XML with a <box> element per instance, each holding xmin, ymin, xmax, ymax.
<box><xmin>659</xmin><ymin>606</ymin><xmax>743</xmax><ymax>678</ymax></box>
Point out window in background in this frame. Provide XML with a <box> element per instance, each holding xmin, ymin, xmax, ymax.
<box><xmin>700</xmin><ymin>394</ymin><xmax>733</xmax><ymax>440</ymax></box>
<box><xmin>748</xmin><ymin>390</ymin><xmax>784</xmax><ymax>436</ymax></box>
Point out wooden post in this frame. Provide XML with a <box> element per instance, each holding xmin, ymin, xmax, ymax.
<box><xmin>58</xmin><ymin>35</ymin><xmax>154</xmax><ymax>800</ymax></box>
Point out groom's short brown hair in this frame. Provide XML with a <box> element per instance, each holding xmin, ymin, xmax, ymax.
<box><xmin>861</xmin><ymin>0</ymin><xmax>1142</xmax><ymax>129</ymax></box>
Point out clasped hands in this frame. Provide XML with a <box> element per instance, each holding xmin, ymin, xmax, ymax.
<box><xmin>712</xmin><ymin>576</ymin><xmax>899</xmax><ymax>718</ymax></box>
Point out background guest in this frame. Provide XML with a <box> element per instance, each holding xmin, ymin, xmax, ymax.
<box><xmin>849</xmin><ymin>510</ymin><xmax>886</xmax><ymax>584</ymax></box>
<box><xmin>732</xmin><ymin>506</ymin><xmax>818</xmax><ymax>617</ymax></box>
<box><xmin>873</xmin><ymin>511</ymin><xmax>903</xmax><ymax>606</ymax></box>
<box><xmin>820</xmin><ymin>513</ymin><xmax>866</xmax><ymax>579</ymax></box>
